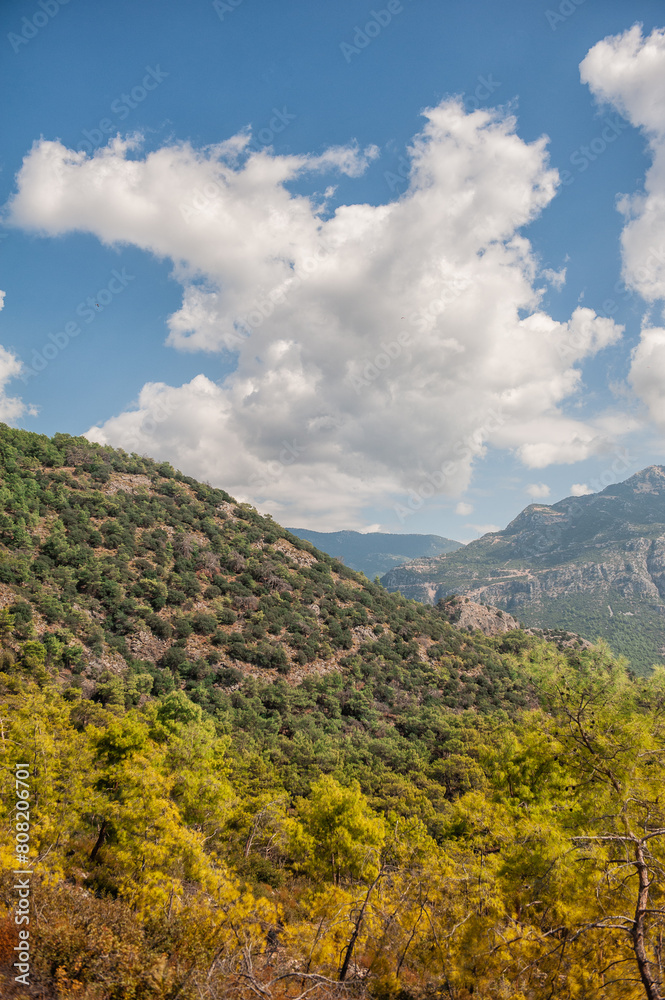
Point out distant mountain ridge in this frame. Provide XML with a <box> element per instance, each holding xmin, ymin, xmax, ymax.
<box><xmin>381</xmin><ymin>467</ymin><xmax>665</xmax><ymax>673</ymax></box>
<box><xmin>286</xmin><ymin>528</ymin><xmax>462</xmax><ymax>578</ymax></box>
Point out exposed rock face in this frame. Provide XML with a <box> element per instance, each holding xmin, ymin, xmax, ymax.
<box><xmin>439</xmin><ymin>597</ymin><xmax>522</xmax><ymax>636</ymax></box>
<box><xmin>102</xmin><ymin>474</ymin><xmax>152</xmax><ymax>496</ymax></box>
<box><xmin>382</xmin><ymin>467</ymin><xmax>665</xmax><ymax>671</ymax></box>
<box><xmin>437</xmin><ymin>597</ymin><xmax>592</xmax><ymax>651</ymax></box>
<box><xmin>126</xmin><ymin>630</ymin><xmax>169</xmax><ymax>662</ymax></box>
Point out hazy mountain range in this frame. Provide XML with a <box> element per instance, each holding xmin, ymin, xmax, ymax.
<box><xmin>286</xmin><ymin>528</ymin><xmax>461</xmax><ymax>579</ymax></box>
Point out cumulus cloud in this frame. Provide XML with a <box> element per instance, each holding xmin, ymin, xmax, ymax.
<box><xmin>582</xmin><ymin>25</ymin><xmax>665</xmax><ymax>305</ymax></box>
<box><xmin>582</xmin><ymin>25</ymin><xmax>665</xmax><ymax>434</ymax></box>
<box><xmin>0</xmin><ymin>346</ymin><xmax>28</xmax><ymax>423</ymax></box>
<box><xmin>542</xmin><ymin>266</ymin><xmax>566</xmax><ymax>289</ymax></box>
<box><xmin>7</xmin><ymin>101</ymin><xmax>628</xmax><ymax>524</ymax></box>
<box><xmin>84</xmin><ymin>374</ymin><xmax>398</xmax><ymax>529</ymax></box>
<box><xmin>0</xmin><ymin>292</ymin><xmax>34</xmax><ymax>423</ymax></box>
<box><xmin>580</xmin><ymin>24</ymin><xmax>665</xmax><ymax>136</ymax></box>
<box><xmin>455</xmin><ymin>501</ymin><xmax>473</xmax><ymax>516</ymax></box>
<box><xmin>629</xmin><ymin>326</ymin><xmax>665</xmax><ymax>427</ymax></box>
<box><xmin>526</xmin><ymin>482</ymin><xmax>551</xmax><ymax>499</ymax></box>
<box><xmin>571</xmin><ymin>483</ymin><xmax>592</xmax><ymax>496</ymax></box>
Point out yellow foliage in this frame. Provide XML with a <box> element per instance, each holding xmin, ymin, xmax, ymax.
<box><xmin>289</xmin><ymin>774</ymin><xmax>386</xmax><ymax>884</ymax></box>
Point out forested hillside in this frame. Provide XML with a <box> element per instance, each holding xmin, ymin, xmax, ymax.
<box><xmin>0</xmin><ymin>426</ymin><xmax>664</xmax><ymax>999</ymax></box>
<box><xmin>0</xmin><ymin>425</ymin><xmax>525</xmax><ymax>713</ymax></box>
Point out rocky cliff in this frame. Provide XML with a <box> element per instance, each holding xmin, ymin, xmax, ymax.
<box><xmin>382</xmin><ymin>467</ymin><xmax>665</xmax><ymax>672</ymax></box>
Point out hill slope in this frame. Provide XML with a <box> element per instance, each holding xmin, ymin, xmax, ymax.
<box><xmin>382</xmin><ymin>466</ymin><xmax>665</xmax><ymax>672</ymax></box>
<box><xmin>285</xmin><ymin>527</ymin><xmax>462</xmax><ymax>578</ymax></box>
<box><xmin>0</xmin><ymin>423</ymin><xmax>531</xmax><ymax>717</ymax></box>
<box><xmin>2</xmin><ymin>425</ymin><xmax>665</xmax><ymax>999</ymax></box>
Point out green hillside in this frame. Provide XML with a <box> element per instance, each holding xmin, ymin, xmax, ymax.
<box><xmin>0</xmin><ymin>425</ymin><xmax>527</xmax><ymax>717</ymax></box>
<box><xmin>0</xmin><ymin>425</ymin><xmax>664</xmax><ymax>1000</ymax></box>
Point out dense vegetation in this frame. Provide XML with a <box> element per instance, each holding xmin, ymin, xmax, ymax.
<box><xmin>0</xmin><ymin>426</ymin><xmax>664</xmax><ymax>999</ymax></box>
<box><xmin>0</xmin><ymin>426</ymin><xmax>530</xmax><ymax>712</ymax></box>
<box><xmin>514</xmin><ymin>589</ymin><xmax>665</xmax><ymax>673</ymax></box>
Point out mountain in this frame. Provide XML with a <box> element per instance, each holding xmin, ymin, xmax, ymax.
<box><xmin>285</xmin><ymin>528</ymin><xmax>462</xmax><ymax>578</ymax></box>
<box><xmin>0</xmin><ymin>424</ymin><xmax>530</xmax><ymax>715</ymax></box>
<box><xmin>382</xmin><ymin>466</ymin><xmax>665</xmax><ymax>673</ymax></box>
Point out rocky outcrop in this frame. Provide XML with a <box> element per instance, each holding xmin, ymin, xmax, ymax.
<box><xmin>438</xmin><ymin>597</ymin><xmax>522</xmax><ymax>635</ymax></box>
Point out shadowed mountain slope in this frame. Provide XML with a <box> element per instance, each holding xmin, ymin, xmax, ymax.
<box><xmin>286</xmin><ymin>528</ymin><xmax>462</xmax><ymax>578</ymax></box>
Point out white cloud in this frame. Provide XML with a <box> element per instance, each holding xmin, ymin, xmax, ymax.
<box><xmin>0</xmin><ymin>292</ymin><xmax>34</xmax><ymax>423</ymax></box>
<box><xmin>580</xmin><ymin>24</ymin><xmax>665</xmax><ymax>136</ymax></box>
<box><xmin>526</xmin><ymin>482</ymin><xmax>551</xmax><ymax>499</ymax></box>
<box><xmin>629</xmin><ymin>326</ymin><xmax>665</xmax><ymax>428</ymax></box>
<box><xmin>7</xmin><ymin>102</ymin><xmax>629</xmax><ymax>524</ymax></box>
<box><xmin>541</xmin><ymin>266</ymin><xmax>566</xmax><ymax>289</ymax></box>
<box><xmin>582</xmin><ymin>25</ymin><xmax>665</xmax><ymax>306</ymax></box>
<box><xmin>0</xmin><ymin>347</ymin><xmax>29</xmax><ymax>423</ymax></box>
<box><xmin>85</xmin><ymin>374</ymin><xmax>396</xmax><ymax>530</ymax></box>
<box><xmin>581</xmin><ymin>25</ymin><xmax>665</xmax><ymax>435</ymax></box>
<box><xmin>571</xmin><ymin>483</ymin><xmax>592</xmax><ymax>496</ymax></box>
<box><xmin>455</xmin><ymin>501</ymin><xmax>473</xmax><ymax>515</ymax></box>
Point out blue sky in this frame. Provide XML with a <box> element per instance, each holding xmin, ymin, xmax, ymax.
<box><xmin>2</xmin><ymin>0</ymin><xmax>665</xmax><ymax>540</ymax></box>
